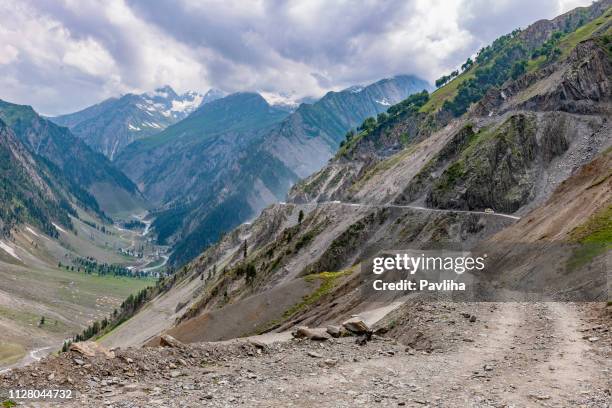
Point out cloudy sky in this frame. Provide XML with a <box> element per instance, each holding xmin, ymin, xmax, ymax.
<box><xmin>0</xmin><ymin>0</ymin><xmax>593</xmax><ymax>115</ymax></box>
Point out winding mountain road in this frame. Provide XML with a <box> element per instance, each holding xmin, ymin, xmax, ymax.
<box><xmin>281</xmin><ymin>200</ymin><xmax>521</xmax><ymax>221</ymax></box>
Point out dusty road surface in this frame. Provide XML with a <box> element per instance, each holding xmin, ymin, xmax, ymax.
<box><xmin>1</xmin><ymin>302</ymin><xmax>610</xmax><ymax>407</ymax></box>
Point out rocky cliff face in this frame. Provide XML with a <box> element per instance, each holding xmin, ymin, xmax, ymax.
<box><xmin>518</xmin><ymin>0</ymin><xmax>611</xmax><ymax>49</ymax></box>
<box><xmin>398</xmin><ymin>110</ymin><xmax>607</xmax><ymax>214</ymax></box>
<box><xmin>398</xmin><ymin>32</ymin><xmax>611</xmax><ymax>214</ymax></box>
<box><xmin>475</xmin><ymin>38</ymin><xmax>612</xmax><ymax>116</ymax></box>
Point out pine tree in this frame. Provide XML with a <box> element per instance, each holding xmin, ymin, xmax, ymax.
<box><xmin>246</xmin><ymin>264</ymin><xmax>257</xmax><ymax>285</ymax></box>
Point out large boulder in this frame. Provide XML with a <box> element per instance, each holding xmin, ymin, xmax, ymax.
<box><xmin>160</xmin><ymin>334</ymin><xmax>184</xmax><ymax>348</ymax></box>
<box><xmin>292</xmin><ymin>326</ymin><xmax>330</xmax><ymax>341</ymax></box>
<box><xmin>69</xmin><ymin>341</ymin><xmax>115</xmax><ymax>358</ymax></box>
<box><xmin>342</xmin><ymin>317</ymin><xmax>371</xmax><ymax>335</ymax></box>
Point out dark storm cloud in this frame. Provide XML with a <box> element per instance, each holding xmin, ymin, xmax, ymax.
<box><xmin>0</xmin><ymin>0</ymin><xmax>592</xmax><ymax>115</ymax></box>
<box><xmin>121</xmin><ymin>0</ymin><xmax>417</xmax><ymax>95</ymax></box>
<box><xmin>125</xmin><ymin>0</ymin><xmax>405</xmax><ymax>65</ymax></box>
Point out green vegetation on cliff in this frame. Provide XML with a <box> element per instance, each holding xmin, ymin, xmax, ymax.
<box><xmin>567</xmin><ymin>205</ymin><xmax>612</xmax><ymax>271</ymax></box>
<box><xmin>0</xmin><ymin>122</ymin><xmax>74</xmax><ymax>237</ymax></box>
<box><xmin>337</xmin><ymin>90</ymin><xmax>429</xmax><ymax>158</ymax></box>
<box><xmin>423</xmin><ymin>6</ymin><xmax>611</xmax><ymax>116</ymax></box>
<box><xmin>428</xmin><ymin>114</ymin><xmax>541</xmax><ymax>212</ymax></box>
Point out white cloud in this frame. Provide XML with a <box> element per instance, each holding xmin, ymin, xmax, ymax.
<box><xmin>0</xmin><ymin>44</ymin><xmax>19</xmax><ymax>65</ymax></box>
<box><xmin>62</xmin><ymin>37</ymin><xmax>116</xmax><ymax>76</ymax></box>
<box><xmin>0</xmin><ymin>0</ymin><xmax>596</xmax><ymax>115</ymax></box>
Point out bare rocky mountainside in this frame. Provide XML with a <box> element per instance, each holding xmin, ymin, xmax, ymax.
<box><xmin>1</xmin><ymin>2</ymin><xmax>611</xmax><ymax>407</ymax></box>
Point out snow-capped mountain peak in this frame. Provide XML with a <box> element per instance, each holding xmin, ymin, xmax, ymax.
<box><xmin>51</xmin><ymin>85</ymin><xmax>211</xmax><ymax>160</ymax></box>
<box><xmin>139</xmin><ymin>86</ymin><xmax>205</xmax><ymax>121</ymax></box>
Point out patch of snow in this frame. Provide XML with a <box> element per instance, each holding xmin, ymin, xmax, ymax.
<box><xmin>342</xmin><ymin>84</ymin><xmax>365</xmax><ymax>93</ymax></box>
<box><xmin>25</xmin><ymin>226</ymin><xmax>41</xmax><ymax>238</ymax></box>
<box><xmin>128</xmin><ymin>124</ymin><xmax>142</xmax><ymax>131</ymax></box>
<box><xmin>137</xmin><ymin>88</ymin><xmax>206</xmax><ymax>118</ymax></box>
<box><xmin>171</xmin><ymin>94</ymin><xmax>203</xmax><ymax>113</ymax></box>
<box><xmin>0</xmin><ymin>241</ymin><xmax>21</xmax><ymax>261</ymax></box>
<box><xmin>109</xmin><ymin>139</ymin><xmax>120</xmax><ymax>161</ymax></box>
<box><xmin>144</xmin><ymin>122</ymin><xmax>162</xmax><ymax>129</ymax></box>
<box><xmin>375</xmin><ymin>98</ymin><xmax>391</xmax><ymax>106</ymax></box>
<box><xmin>52</xmin><ymin>223</ymin><xmax>67</xmax><ymax>234</ymax></box>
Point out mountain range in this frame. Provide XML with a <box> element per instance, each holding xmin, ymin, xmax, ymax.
<box><xmin>113</xmin><ymin>75</ymin><xmax>430</xmax><ymax>265</ymax></box>
<box><xmin>51</xmin><ymin>86</ymin><xmax>225</xmax><ymax>160</ymax></box>
<box><xmin>94</xmin><ymin>0</ymin><xmax>612</xmax><ymax>353</ymax></box>
<box><xmin>4</xmin><ymin>72</ymin><xmax>429</xmax><ymax>269</ymax></box>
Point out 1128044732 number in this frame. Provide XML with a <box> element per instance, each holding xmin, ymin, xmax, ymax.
<box><xmin>7</xmin><ymin>388</ymin><xmax>74</xmax><ymax>400</ymax></box>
